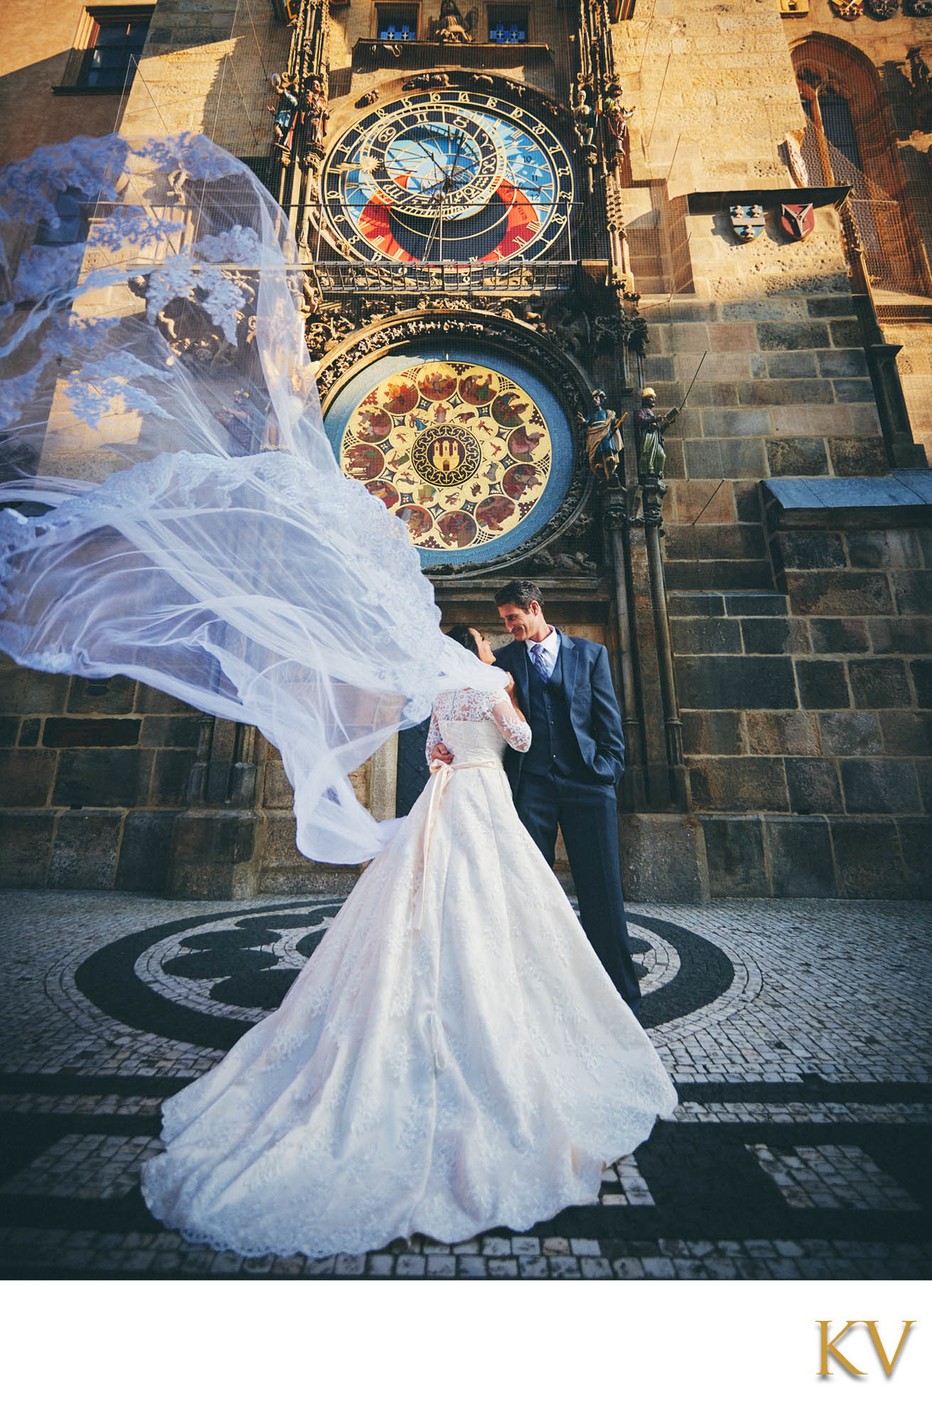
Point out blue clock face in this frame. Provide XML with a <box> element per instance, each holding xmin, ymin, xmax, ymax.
<box><xmin>320</xmin><ymin>91</ymin><xmax>574</xmax><ymax>263</ymax></box>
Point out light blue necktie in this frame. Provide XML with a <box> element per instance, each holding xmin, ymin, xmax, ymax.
<box><xmin>529</xmin><ymin>642</ymin><xmax>549</xmax><ymax>683</ymax></box>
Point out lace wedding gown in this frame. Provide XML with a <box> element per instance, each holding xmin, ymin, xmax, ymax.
<box><xmin>142</xmin><ymin>687</ymin><xmax>677</xmax><ymax>1258</ymax></box>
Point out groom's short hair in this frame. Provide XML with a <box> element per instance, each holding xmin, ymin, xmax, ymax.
<box><xmin>495</xmin><ymin>578</ymin><xmax>543</xmax><ymax>610</ymax></box>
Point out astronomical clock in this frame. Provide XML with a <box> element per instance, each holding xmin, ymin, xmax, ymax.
<box><xmin>318</xmin><ymin>85</ymin><xmax>586</xmax><ymax>569</ymax></box>
<box><xmin>324</xmin><ymin>349</ymin><xmax>575</xmax><ymax>569</ymax></box>
<box><xmin>320</xmin><ymin>90</ymin><xmax>574</xmax><ymax>265</ymax></box>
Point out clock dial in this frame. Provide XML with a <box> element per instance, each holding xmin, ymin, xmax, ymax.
<box><xmin>340</xmin><ymin>359</ymin><xmax>553</xmax><ymax>554</ymax></box>
<box><xmin>321</xmin><ymin>92</ymin><xmax>574</xmax><ymax>263</ymax></box>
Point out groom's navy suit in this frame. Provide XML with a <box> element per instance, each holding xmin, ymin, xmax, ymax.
<box><xmin>494</xmin><ymin>632</ymin><xmax>642</xmax><ymax>1015</ymax></box>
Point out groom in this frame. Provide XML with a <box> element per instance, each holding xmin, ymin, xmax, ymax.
<box><xmin>491</xmin><ymin>578</ymin><xmax>642</xmax><ymax>1017</ymax></box>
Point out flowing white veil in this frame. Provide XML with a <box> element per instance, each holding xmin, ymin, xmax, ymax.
<box><xmin>0</xmin><ymin>134</ymin><xmax>506</xmax><ymax>864</ymax></box>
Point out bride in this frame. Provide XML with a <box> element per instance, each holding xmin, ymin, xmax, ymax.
<box><xmin>0</xmin><ymin>135</ymin><xmax>675</xmax><ymax>1259</ymax></box>
<box><xmin>141</xmin><ymin>625</ymin><xmax>676</xmax><ymax>1258</ymax></box>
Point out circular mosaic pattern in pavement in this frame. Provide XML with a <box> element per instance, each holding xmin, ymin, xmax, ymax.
<box><xmin>73</xmin><ymin>901</ymin><xmax>736</xmax><ymax>1050</ymax></box>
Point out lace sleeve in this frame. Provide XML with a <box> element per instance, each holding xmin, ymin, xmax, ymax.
<box><xmin>491</xmin><ymin>691</ymin><xmax>531</xmax><ymax>753</ymax></box>
<box><xmin>425</xmin><ymin>707</ymin><xmax>442</xmax><ymax>763</ymax></box>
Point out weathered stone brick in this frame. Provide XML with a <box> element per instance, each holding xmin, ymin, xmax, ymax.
<box><xmin>0</xmin><ymin>718</ymin><xmax>17</xmax><ymax>747</ymax></box>
<box><xmin>666</xmin><ymin>523</ymin><xmax>767</xmax><ymax>563</ymax></box>
<box><xmin>796</xmin><ymin>661</ymin><xmax>851</xmax><ymax>709</ymax></box>
<box><xmin>0</xmin><ymin>810</ymin><xmax>57</xmax><ymax>887</ymax></box>
<box><xmin>53</xmin><ymin>749</ymin><xmax>153</xmax><ymax>808</ymax></box>
<box><xmin>671</xmin><ymin>617</ymin><xmax>742</xmax><ymax>655</ymax></box>
<box><xmin>701</xmin><ymin>408</ymin><xmax>773</xmax><ymax>438</ymax></box>
<box><xmin>846</xmin><ymin>530</ymin><xmax>922</xmax><ymax>570</ymax></box>
<box><xmin>826</xmin><ymin>437</ymin><xmax>887</xmax><ymax>476</ymax></box>
<box><xmin>668</xmin><ymin>592</ymin><xmax>726</xmax><ymax>617</ymax></box>
<box><xmin>867</xmin><ymin>617</ymin><xmax>932</xmax><ymax>654</ymax></box>
<box><xmin>816</xmin><ymin>349</ymin><xmax>869</xmax><ymax>378</ymax></box>
<box><xmin>47</xmin><ymin>811</ymin><xmax>123</xmax><ymax>890</ymax></box>
<box><xmin>775</xmin><ymin>533</ymin><xmax>846</xmax><ymax>570</ymax></box>
<box><xmin>757</xmin><ymin>322</ymin><xmax>830</xmax><ymax>351</ymax></box>
<box><xmin>818</xmin><ymin>711</ymin><xmax>883</xmax><ymax>756</ymax></box>
<box><xmin>135</xmin><ymin>684</ymin><xmax>193</xmax><ymax>714</ymax></box>
<box><xmin>766</xmin><ymin>818</ymin><xmax>836</xmax><ymax>896</ymax></box>
<box><xmin>910</xmin><ymin>659</ymin><xmax>932</xmax><ymax>708</ymax></box>
<box><xmin>740</xmin><ymin>618</ymin><xmax>811</xmax><ymax>655</ymax></box>
<box><xmin>878</xmin><ymin>711</ymin><xmax>932</xmax><ymax>756</ymax></box>
<box><xmin>828</xmin><ymin>318</ymin><xmax>862</xmax><ymax>347</ymax></box>
<box><xmin>830</xmin><ymin>819</ymin><xmax>910</xmax><ymax>898</ymax></box>
<box><xmin>709</xmin><ymin>322</ymin><xmax>758</xmax><ymax>350</ymax></box>
<box><xmin>115</xmin><ymin>811</ymin><xmax>177</xmax><ymax>892</ymax></box>
<box><xmin>150</xmin><ymin>750</ymin><xmax>197</xmax><ymax>806</ymax></box>
<box><xmin>784</xmin><ymin>572</ymin><xmax>893</xmax><ymax>617</ymax></box>
<box><xmin>892</xmin><ymin>571</ymin><xmax>932</xmax><ymax>616</ymax></box>
<box><xmin>721</xmin><ymin>592</ymin><xmax>788</xmax><ymax>617</ymax></box>
<box><xmin>745</xmin><ymin>711</ymin><xmax>820</xmax><ymax>756</ymax></box>
<box><xmin>66</xmin><ymin>676</ymin><xmax>137</xmax><ymax>715</ymax></box>
<box><xmin>898</xmin><ymin>819</ymin><xmax>932</xmax><ymax>898</ymax></box>
<box><xmin>848</xmin><ymin>659</ymin><xmax>911</xmax><ymax>708</ymax></box>
<box><xmin>42</xmin><ymin>717</ymin><xmax>141</xmax><ymax>748</ymax></box>
<box><xmin>0</xmin><ymin>667</ymin><xmax>69</xmax><ymax>715</ymax></box>
<box><xmin>766</xmin><ymin>352</ymin><xmax>819</xmax><ymax>378</ymax></box>
<box><xmin>718</xmin><ymin>438</ymin><xmax>769</xmax><ymax>477</ymax></box>
<box><xmin>832</xmin><ymin>380</ymin><xmax>875</xmax><ymax>404</ymax></box>
<box><xmin>669</xmin><ymin>480</ymin><xmax>736</xmax><ymax>523</ymax></box>
<box><xmin>807</xmin><ymin>296</ymin><xmax>856</xmax><ymax>318</ymax></box>
<box><xmin>785</xmin><ymin>758</ymin><xmax>843</xmax><ymax>814</ymax></box>
<box><xmin>765</xmin><ymin>438</ymin><xmax>829</xmax><ymax>475</ymax></box>
<box><xmin>681</xmin><ymin>711</ymin><xmax>743</xmax><ymax>757</ymax></box>
<box><xmin>809</xmin><ymin>618</ymin><xmax>870</xmax><ymax>654</ymax></box>
<box><xmin>675</xmin><ymin>656</ymin><xmax>798</xmax><ymax>709</ymax></box>
<box><xmin>18</xmin><ymin>720</ymin><xmax>41</xmax><ymax>747</ymax></box>
<box><xmin>738</xmin><ymin>379</ymin><xmax>834</xmax><ymax>406</ymax></box>
<box><xmin>683</xmin><ymin>439</ymin><xmax>724</xmax><ymax>478</ymax></box>
<box><xmin>139</xmin><ymin>714</ymin><xmax>203</xmax><ymax>748</ymax></box>
<box><xmin>668</xmin><ymin>301</ymin><xmax>718</xmax><ymax>323</ymax></box>
<box><xmin>689</xmin><ymin>756</ymin><xmax>789</xmax><ymax>810</ymax></box>
<box><xmin>701</xmin><ymin>814</ymin><xmax>769</xmax><ymax>897</ymax></box>
<box><xmin>840</xmin><ymin>759</ymin><xmax>921</xmax><ymax>814</ymax></box>
<box><xmin>689</xmin><ymin>382</ymin><xmax>740</xmax><ymax>407</ymax></box>
<box><xmin>0</xmin><ymin>748</ymin><xmax>57</xmax><ymax>806</ymax></box>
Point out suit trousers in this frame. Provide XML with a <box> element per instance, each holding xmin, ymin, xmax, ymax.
<box><xmin>514</xmin><ymin>770</ymin><xmax>642</xmax><ymax>1016</ymax></box>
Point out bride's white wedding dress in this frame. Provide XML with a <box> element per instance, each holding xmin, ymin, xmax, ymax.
<box><xmin>142</xmin><ymin>687</ymin><xmax>677</xmax><ymax>1258</ymax></box>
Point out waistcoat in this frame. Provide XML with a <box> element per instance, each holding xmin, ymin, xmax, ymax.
<box><xmin>523</xmin><ymin>647</ymin><xmax>587</xmax><ymax>779</ymax></box>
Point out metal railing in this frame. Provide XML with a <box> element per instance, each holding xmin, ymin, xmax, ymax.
<box><xmin>308</xmin><ymin>258</ymin><xmax>583</xmax><ymax>296</ymax></box>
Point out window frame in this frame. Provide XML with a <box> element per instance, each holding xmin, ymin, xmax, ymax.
<box><xmin>486</xmin><ymin>4</ymin><xmax>531</xmax><ymax>44</ymax></box>
<box><xmin>373</xmin><ymin>3</ymin><xmax>420</xmax><ymax>42</ymax></box>
<box><xmin>54</xmin><ymin>5</ymin><xmax>153</xmax><ymax>96</ymax></box>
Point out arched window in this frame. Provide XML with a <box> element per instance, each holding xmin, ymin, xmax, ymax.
<box><xmin>792</xmin><ymin>37</ymin><xmax>931</xmax><ymax>297</ymax></box>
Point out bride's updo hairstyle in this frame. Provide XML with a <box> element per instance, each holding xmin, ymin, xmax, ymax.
<box><xmin>447</xmin><ymin>624</ymin><xmax>481</xmax><ymax>657</ymax></box>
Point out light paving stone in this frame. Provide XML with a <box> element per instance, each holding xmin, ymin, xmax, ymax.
<box><xmin>569</xmin><ymin>1238</ymin><xmax>601</xmax><ymax>1256</ymax></box>
<box><xmin>580</xmin><ymin>1258</ymin><xmax>613</xmax><ymax>1279</ymax></box>
<box><xmin>748</xmin><ymin>1143</ymin><xmax>920</xmax><ymax>1211</ymax></box>
<box><xmin>395</xmin><ymin>1255</ymin><xmax>426</xmax><ymax>1277</ymax></box>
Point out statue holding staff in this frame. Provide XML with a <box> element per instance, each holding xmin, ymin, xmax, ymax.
<box><xmin>634</xmin><ymin>387</ymin><xmax>678</xmax><ymax>484</ymax></box>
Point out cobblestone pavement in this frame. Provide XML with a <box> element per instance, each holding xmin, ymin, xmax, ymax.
<box><xmin>0</xmin><ymin>890</ymin><xmax>928</xmax><ymax>1280</ymax></box>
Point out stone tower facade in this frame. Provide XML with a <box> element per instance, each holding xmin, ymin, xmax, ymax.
<box><xmin>0</xmin><ymin>0</ymin><xmax>929</xmax><ymax>900</ymax></box>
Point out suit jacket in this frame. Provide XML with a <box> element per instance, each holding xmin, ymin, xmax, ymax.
<box><xmin>494</xmin><ymin>631</ymin><xmax>626</xmax><ymax>792</ymax></box>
